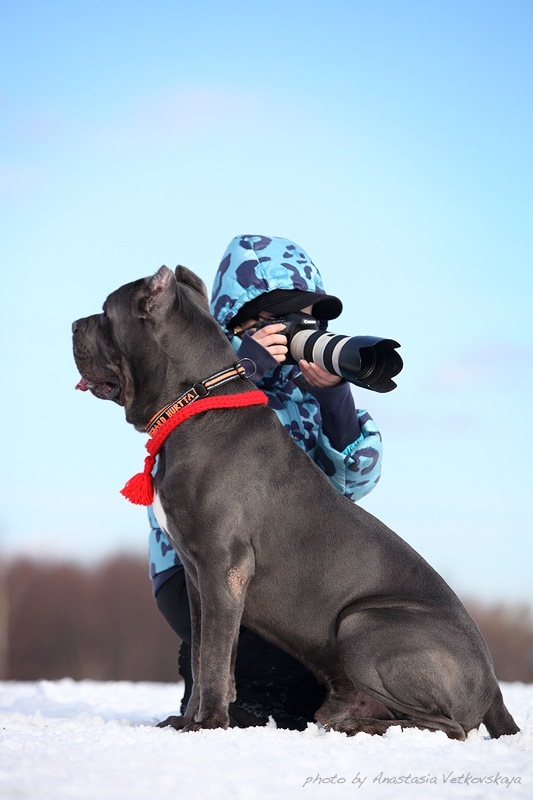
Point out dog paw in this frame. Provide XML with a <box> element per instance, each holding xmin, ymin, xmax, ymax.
<box><xmin>180</xmin><ymin>721</ymin><xmax>207</xmax><ymax>733</ymax></box>
<box><xmin>322</xmin><ymin>717</ymin><xmax>387</xmax><ymax>736</ymax></box>
<box><xmin>181</xmin><ymin>713</ymin><xmax>230</xmax><ymax>732</ymax></box>
<box><xmin>157</xmin><ymin>710</ymin><xmax>230</xmax><ymax>732</ymax></box>
<box><xmin>156</xmin><ymin>715</ymin><xmax>190</xmax><ymax>730</ymax></box>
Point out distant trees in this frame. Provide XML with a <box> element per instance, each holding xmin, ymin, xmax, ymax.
<box><xmin>3</xmin><ymin>555</ymin><xmax>177</xmax><ymax>681</ymax></box>
<box><xmin>1</xmin><ymin>553</ymin><xmax>532</xmax><ymax>683</ymax></box>
<box><xmin>466</xmin><ymin>599</ymin><xmax>533</xmax><ymax>683</ymax></box>
<box><xmin>0</xmin><ymin>561</ymin><xmax>8</xmax><ymax>679</ymax></box>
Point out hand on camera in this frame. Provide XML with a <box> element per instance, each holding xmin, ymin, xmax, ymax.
<box><xmin>299</xmin><ymin>359</ymin><xmax>342</xmax><ymax>388</ymax></box>
<box><xmin>250</xmin><ymin>323</ymin><xmax>288</xmax><ymax>364</ymax></box>
<box><xmin>249</xmin><ymin>323</ymin><xmax>342</xmax><ymax>386</ymax></box>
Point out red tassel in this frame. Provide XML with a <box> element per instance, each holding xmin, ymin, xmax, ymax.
<box><xmin>120</xmin><ymin>455</ymin><xmax>156</xmax><ymax>505</ymax></box>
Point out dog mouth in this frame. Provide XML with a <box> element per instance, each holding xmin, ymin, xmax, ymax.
<box><xmin>75</xmin><ymin>376</ymin><xmax>122</xmax><ymax>402</ymax></box>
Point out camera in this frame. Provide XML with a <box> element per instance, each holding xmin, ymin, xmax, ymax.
<box><xmin>254</xmin><ymin>313</ymin><xmax>403</xmax><ymax>393</ymax></box>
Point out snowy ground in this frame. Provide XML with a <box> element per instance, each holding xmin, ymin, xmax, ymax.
<box><xmin>0</xmin><ymin>680</ymin><xmax>532</xmax><ymax>800</ymax></box>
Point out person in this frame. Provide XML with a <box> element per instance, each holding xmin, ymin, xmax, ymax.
<box><xmin>149</xmin><ymin>234</ymin><xmax>383</xmax><ymax>729</ymax></box>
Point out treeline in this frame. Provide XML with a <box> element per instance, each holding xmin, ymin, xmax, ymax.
<box><xmin>1</xmin><ymin>555</ymin><xmax>177</xmax><ymax>681</ymax></box>
<box><xmin>1</xmin><ymin>554</ymin><xmax>532</xmax><ymax>683</ymax></box>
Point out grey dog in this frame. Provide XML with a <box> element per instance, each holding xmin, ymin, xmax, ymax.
<box><xmin>72</xmin><ymin>264</ymin><xmax>519</xmax><ymax>740</ymax></box>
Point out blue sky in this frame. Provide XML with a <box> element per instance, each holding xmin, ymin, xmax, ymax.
<box><xmin>1</xmin><ymin>0</ymin><xmax>532</xmax><ymax>605</ymax></box>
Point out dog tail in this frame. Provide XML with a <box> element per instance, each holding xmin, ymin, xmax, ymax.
<box><xmin>483</xmin><ymin>688</ymin><xmax>520</xmax><ymax>738</ymax></box>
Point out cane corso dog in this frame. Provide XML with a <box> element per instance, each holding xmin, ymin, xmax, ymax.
<box><xmin>72</xmin><ymin>264</ymin><xmax>519</xmax><ymax>740</ymax></box>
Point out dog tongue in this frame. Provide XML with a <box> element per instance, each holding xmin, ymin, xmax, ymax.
<box><xmin>75</xmin><ymin>378</ymin><xmax>90</xmax><ymax>391</ymax></box>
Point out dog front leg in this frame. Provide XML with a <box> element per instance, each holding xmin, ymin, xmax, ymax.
<box><xmin>182</xmin><ymin>573</ymin><xmax>202</xmax><ymax>722</ymax></box>
<box><xmin>183</xmin><ymin>562</ymin><xmax>251</xmax><ymax>732</ymax></box>
<box><xmin>157</xmin><ymin>568</ymin><xmax>202</xmax><ymax>731</ymax></box>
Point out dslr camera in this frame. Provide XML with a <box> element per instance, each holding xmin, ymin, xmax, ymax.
<box><xmin>255</xmin><ymin>313</ymin><xmax>403</xmax><ymax>393</ymax></box>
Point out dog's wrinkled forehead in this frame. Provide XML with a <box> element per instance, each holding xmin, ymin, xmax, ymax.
<box><xmin>98</xmin><ymin>277</ymin><xmax>163</xmax><ymax>352</ymax></box>
<box><xmin>103</xmin><ymin>278</ymin><xmax>145</xmax><ymax>323</ymax></box>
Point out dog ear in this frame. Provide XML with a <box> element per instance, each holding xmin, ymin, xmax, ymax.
<box><xmin>135</xmin><ymin>265</ymin><xmax>177</xmax><ymax>319</ymax></box>
<box><xmin>175</xmin><ymin>265</ymin><xmax>210</xmax><ymax>310</ymax></box>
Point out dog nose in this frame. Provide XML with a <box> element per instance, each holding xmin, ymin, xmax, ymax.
<box><xmin>72</xmin><ymin>320</ymin><xmax>80</xmax><ymax>334</ymax></box>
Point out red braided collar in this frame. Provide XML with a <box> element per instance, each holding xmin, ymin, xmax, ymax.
<box><xmin>120</xmin><ymin>389</ymin><xmax>268</xmax><ymax>505</ymax></box>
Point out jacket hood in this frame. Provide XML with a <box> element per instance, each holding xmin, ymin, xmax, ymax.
<box><xmin>210</xmin><ymin>235</ymin><xmax>341</xmax><ymax>331</ymax></box>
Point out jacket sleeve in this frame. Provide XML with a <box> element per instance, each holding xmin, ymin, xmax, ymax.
<box><xmin>314</xmin><ymin>409</ymin><xmax>382</xmax><ymax>501</ymax></box>
<box><xmin>304</xmin><ymin>381</ymin><xmax>360</xmax><ymax>451</ymax></box>
<box><xmin>231</xmin><ymin>331</ymin><xmax>279</xmax><ymax>381</ymax></box>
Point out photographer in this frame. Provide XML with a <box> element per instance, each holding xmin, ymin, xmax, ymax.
<box><xmin>149</xmin><ymin>235</ymin><xmax>383</xmax><ymax>729</ymax></box>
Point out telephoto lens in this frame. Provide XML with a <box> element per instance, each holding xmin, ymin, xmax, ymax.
<box><xmin>290</xmin><ymin>329</ymin><xmax>403</xmax><ymax>392</ymax></box>
<box><xmin>257</xmin><ymin>313</ymin><xmax>403</xmax><ymax>393</ymax></box>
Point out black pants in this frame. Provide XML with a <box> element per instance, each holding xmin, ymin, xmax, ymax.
<box><xmin>156</xmin><ymin>568</ymin><xmax>325</xmax><ymax>721</ymax></box>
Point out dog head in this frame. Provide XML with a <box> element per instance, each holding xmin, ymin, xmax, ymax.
<box><xmin>72</xmin><ymin>265</ymin><xmax>227</xmax><ymax>430</ymax></box>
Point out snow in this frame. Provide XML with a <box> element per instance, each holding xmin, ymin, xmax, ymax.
<box><xmin>1</xmin><ymin>680</ymin><xmax>532</xmax><ymax>800</ymax></box>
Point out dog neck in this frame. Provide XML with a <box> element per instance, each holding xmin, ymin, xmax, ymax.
<box><xmin>120</xmin><ymin>360</ymin><xmax>268</xmax><ymax>506</ymax></box>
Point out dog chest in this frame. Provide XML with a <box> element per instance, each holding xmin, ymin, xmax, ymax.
<box><xmin>152</xmin><ymin>491</ymin><xmax>169</xmax><ymax>534</ymax></box>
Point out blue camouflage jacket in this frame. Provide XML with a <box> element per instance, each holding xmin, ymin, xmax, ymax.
<box><xmin>149</xmin><ymin>235</ymin><xmax>383</xmax><ymax>590</ymax></box>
